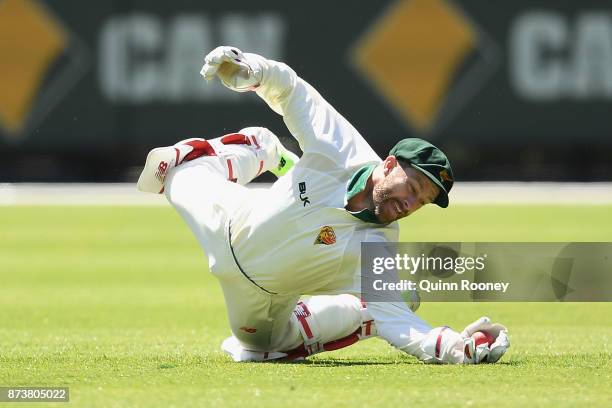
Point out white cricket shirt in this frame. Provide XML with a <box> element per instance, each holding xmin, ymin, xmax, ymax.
<box><xmin>229</xmin><ymin>55</ymin><xmax>398</xmax><ymax>296</ymax></box>
<box><xmin>229</xmin><ymin>54</ymin><xmax>433</xmax><ymax>356</ymax></box>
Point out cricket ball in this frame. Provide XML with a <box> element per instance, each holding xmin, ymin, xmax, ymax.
<box><xmin>472</xmin><ymin>330</ymin><xmax>495</xmax><ymax>347</ymax></box>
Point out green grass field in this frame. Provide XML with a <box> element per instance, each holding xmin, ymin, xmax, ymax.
<box><xmin>1</xmin><ymin>205</ymin><xmax>611</xmax><ymax>407</ymax></box>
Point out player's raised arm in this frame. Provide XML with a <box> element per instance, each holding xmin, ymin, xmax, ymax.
<box><xmin>201</xmin><ymin>46</ymin><xmax>374</xmax><ymax>161</ymax></box>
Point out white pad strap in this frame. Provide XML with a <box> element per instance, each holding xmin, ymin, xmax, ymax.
<box><xmin>291</xmin><ymin>296</ymin><xmax>370</xmax><ymax>356</ymax></box>
<box><xmin>358</xmin><ymin>302</ymin><xmax>378</xmax><ymax>339</ymax></box>
<box><xmin>291</xmin><ymin>301</ymin><xmax>324</xmax><ymax>355</ymax></box>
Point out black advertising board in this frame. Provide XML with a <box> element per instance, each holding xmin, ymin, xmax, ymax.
<box><xmin>1</xmin><ymin>0</ymin><xmax>611</xmax><ymax>180</ymax></box>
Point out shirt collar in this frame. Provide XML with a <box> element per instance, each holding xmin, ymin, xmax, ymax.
<box><xmin>345</xmin><ymin>164</ymin><xmax>383</xmax><ymax>224</ymax></box>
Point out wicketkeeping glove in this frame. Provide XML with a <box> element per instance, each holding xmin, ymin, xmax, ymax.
<box><xmin>200</xmin><ymin>46</ymin><xmax>262</xmax><ymax>92</ymax></box>
<box><xmin>461</xmin><ymin>316</ymin><xmax>510</xmax><ymax>363</ymax></box>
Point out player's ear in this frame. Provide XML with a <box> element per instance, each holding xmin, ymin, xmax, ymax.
<box><xmin>383</xmin><ymin>155</ymin><xmax>398</xmax><ymax>176</ymax></box>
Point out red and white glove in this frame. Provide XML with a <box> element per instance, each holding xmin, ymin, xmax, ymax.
<box><xmin>461</xmin><ymin>316</ymin><xmax>510</xmax><ymax>364</ymax></box>
<box><xmin>418</xmin><ymin>317</ymin><xmax>509</xmax><ymax>364</ymax></box>
<box><xmin>200</xmin><ymin>46</ymin><xmax>262</xmax><ymax>92</ymax></box>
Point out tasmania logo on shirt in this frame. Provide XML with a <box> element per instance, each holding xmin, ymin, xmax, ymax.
<box><xmin>314</xmin><ymin>226</ymin><xmax>336</xmax><ymax>245</ymax></box>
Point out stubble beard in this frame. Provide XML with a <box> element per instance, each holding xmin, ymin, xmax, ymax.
<box><xmin>372</xmin><ymin>178</ymin><xmax>393</xmax><ymax>220</ymax></box>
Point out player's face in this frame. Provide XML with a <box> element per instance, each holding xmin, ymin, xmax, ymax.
<box><xmin>373</xmin><ymin>162</ymin><xmax>440</xmax><ymax>223</ymax></box>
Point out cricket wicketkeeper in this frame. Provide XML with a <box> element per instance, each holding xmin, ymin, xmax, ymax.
<box><xmin>137</xmin><ymin>46</ymin><xmax>510</xmax><ymax>364</ymax></box>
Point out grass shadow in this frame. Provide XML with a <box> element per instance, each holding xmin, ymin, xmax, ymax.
<box><xmin>305</xmin><ymin>360</ymin><xmax>404</xmax><ymax>367</ymax></box>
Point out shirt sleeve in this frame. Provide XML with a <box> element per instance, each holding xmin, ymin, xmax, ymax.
<box><xmin>364</xmin><ymin>300</ymin><xmax>432</xmax><ymax>360</ymax></box>
<box><xmin>357</xmin><ymin>230</ymin><xmax>435</xmax><ymax>361</ymax></box>
<box><xmin>246</xmin><ymin>53</ymin><xmax>381</xmax><ymax>166</ymax></box>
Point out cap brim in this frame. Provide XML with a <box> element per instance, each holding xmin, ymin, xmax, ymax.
<box><xmin>410</xmin><ymin>164</ymin><xmax>449</xmax><ymax>208</ymax></box>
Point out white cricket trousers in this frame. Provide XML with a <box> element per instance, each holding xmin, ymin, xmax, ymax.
<box><xmin>164</xmin><ymin>127</ymin><xmax>363</xmax><ymax>353</ymax></box>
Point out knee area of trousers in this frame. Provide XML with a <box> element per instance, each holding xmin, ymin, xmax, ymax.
<box><xmin>232</xmin><ymin>329</ymin><xmax>273</xmax><ymax>352</ymax></box>
<box><xmin>298</xmin><ymin>295</ymin><xmax>363</xmax><ymax>343</ymax></box>
<box><xmin>304</xmin><ymin>295</ymin><xmax>362</xmax><ymax>315</ymax></box>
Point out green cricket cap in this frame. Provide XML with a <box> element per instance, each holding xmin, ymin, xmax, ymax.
<box><xmin>388</xmin><ymin>138</ymin><xmax>454</xmax><ymax>208</ymax></box>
